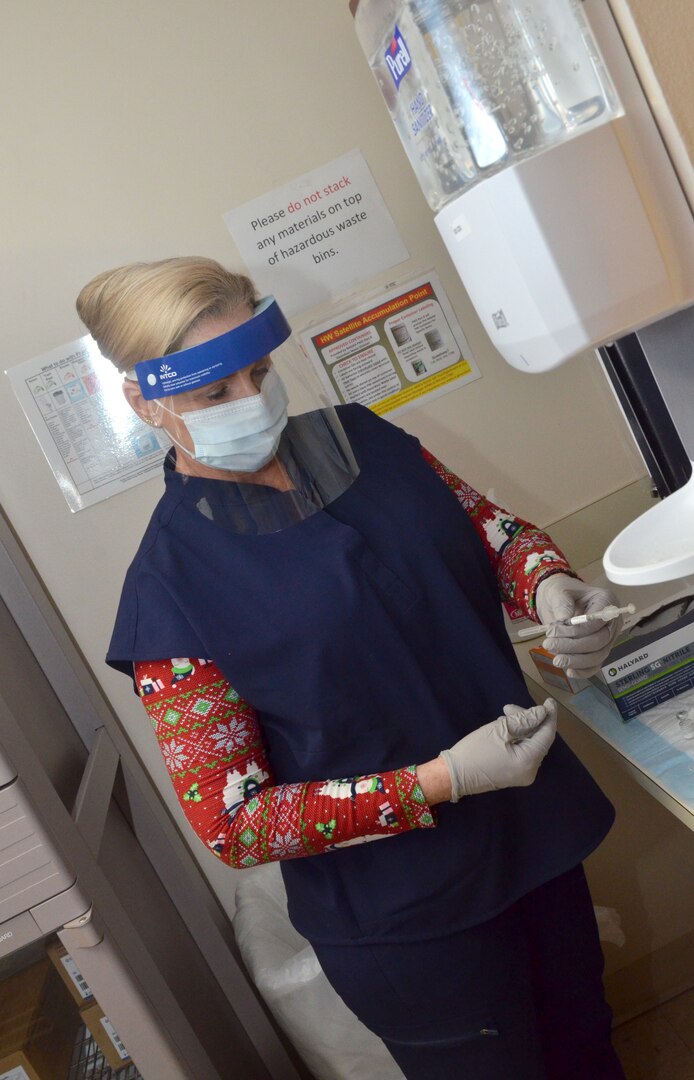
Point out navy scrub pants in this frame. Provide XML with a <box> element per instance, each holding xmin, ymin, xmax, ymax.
<box><xmin>312</xmin><ymin>864</ymin><xmax>625</xmax><ymax>1080</ymax></box>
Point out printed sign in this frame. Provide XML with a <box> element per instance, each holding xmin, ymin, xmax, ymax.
<box><xmin>223</xmin><ymin>149</ymin><xmax>409</xmax><ymax>317</ymax></box>
<box><xmin>6</xmin><ymin>336</ymin><xmax>170</xmax><ymax>512</ymax></box>
<box><xmin>300</xmin><ymin>272</ymin><xmax>480</xmax><ymax>417</ymax></box>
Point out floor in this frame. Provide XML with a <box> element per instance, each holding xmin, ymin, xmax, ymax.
<box><xmin>613</xmin><ymin>988</ymin><xmax>694</xmax><ymax>1079</ymax></box>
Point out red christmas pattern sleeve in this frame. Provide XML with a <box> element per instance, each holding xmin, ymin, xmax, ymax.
<box><xmin>135</xmin><ymin>658</ymin><xmax>435</xmax><ymax>869</ymax></box>
<box><xmin>421</xmin><ymin>446</ymin><xmax>575</xmax><ymax>619</ymax></box>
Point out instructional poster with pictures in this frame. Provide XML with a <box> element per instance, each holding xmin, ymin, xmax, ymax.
<box><xmin>7</xmin><ymin>336</ymin><xmax>170</xmax><ymax>512</ymax></box>
<box><xmin>300</xmin><ymin>272</ymin><xmax>481</xmax><ymax>417</ymax></box>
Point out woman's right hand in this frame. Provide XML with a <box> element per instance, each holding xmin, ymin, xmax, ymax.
<box><xmin>438</xmin><ymin>699</ymin><xmax>558</xmax><ymax>803</ymax></box>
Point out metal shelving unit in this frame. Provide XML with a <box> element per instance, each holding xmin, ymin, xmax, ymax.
<box><xmin>67</xmin><ymin>1025</ymin><xmax>142</xmax><ymax>1080</ymax></box>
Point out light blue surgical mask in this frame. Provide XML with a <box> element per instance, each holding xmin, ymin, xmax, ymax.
<box><xmin>177</xmin><ymin>368</ymin><xmax>289</xmax><ymax>472</ymax></box>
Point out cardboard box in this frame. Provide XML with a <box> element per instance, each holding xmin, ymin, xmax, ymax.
<box><xmin>0</xmin><ymin>959</ymin><xmax>79</xmax><ymax>1080</ymax></box>
<box><xmin>45</xmin><ymin>941</ymin><xmax>94</xmax><ymax>1007</ymax></box>
<box><xmin>0</xmin><ymin>1050</ymin><xmax>41</xmax><ymax>1080</ymax></box>
<box><xmin>528</xmin><ymin>647</ymin><xmax>589</xmax><ymax>695</ymax></box>
<box><xmin>600</xmin><ymin>609</ymin><xmax>694</xmax><ymax>722</ymax></box>
<box><xmin>79</xmin><ymin>1003</ymin><xmax>132</xmax><ymax>1072</ymax></box>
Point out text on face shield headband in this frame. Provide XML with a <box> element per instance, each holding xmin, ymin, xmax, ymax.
<box><xmin>134</xmin><ymin>297</ymin><xmax>291</xmax><ymax>399</ymax></box>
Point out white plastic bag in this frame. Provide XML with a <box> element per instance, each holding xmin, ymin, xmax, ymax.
<box><xmin>233</xmin><ymin>863</ymin><xmax>404</xmax><ymax>1080</ymax></box>
<box><xmin>594</xmin><ymin>905</ymin><xmax>626</xmax><ymax>948</ymax></box>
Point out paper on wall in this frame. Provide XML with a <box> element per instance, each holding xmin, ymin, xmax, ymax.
<box><xmin>299</xmin><ymin>271</ymin><xmax>480</xmax><ymax>417</ymax></box>
<box><xmin>6</xmin><ymin>336</ymin><xmax>170</xmax><ymax>512</ymax></box>
<box><xmin>223</xmin><ymin>149</ymin><xmax>409</xmax><ymax>318</ymax></box>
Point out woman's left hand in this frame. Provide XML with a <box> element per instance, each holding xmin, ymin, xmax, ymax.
<box><xmin>535</xmin><ymin>574</ymin><xmax>624</xmax><ymax>678</ymax></box>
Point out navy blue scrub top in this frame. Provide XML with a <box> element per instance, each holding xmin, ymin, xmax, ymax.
<box><xmin>108</xmin><ymin>404</ymin><xmax>614</xmax><ymax>945</ymax></box>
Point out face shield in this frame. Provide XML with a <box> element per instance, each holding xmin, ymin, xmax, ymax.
<box><xmin>130</xmin><ymin>297</ymin><xmax>359</xmax><ymax>534</ymax></box>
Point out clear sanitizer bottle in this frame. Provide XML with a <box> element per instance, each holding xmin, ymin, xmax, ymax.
<box><xmin>350</xmin><ymin>0</ymin><xmax>621</xmax><ymax>211</ymax></box>
<box><xmin>349</xmin><ymin>0</ymin><xmax>479</xmax><ymax>209</ymax></box>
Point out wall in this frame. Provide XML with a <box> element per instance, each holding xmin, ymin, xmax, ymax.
<box><xmin>611</xmin><ymin>0</ymin><xmax>694</xmax><ymax>208</ymax></box>
<box><xmin>0</xmin><ymin>1</ymin><xmax>647</xmax><ymax>914</ymax></box>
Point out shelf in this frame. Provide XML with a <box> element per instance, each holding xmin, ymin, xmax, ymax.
<box><xmin>514</xmin><ymin>560</ymin><xmax>694</xmax><ymax>830</ymax></box>
<box><xmin>68</xmin><ymin>1024</ymin><xmax>141</xmax><ymax>1080</ymax></box>
<box><xmin>515</xmin><ymin>656</ymin><xmax>694</xmax><ymax>834</ymax></box>
<box><xmin>521</xmin><ymin>661</ymin><xmax>694</xmax><ymax>833</ymax></box>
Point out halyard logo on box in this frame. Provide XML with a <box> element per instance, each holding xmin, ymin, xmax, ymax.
<box><xmin>385</xmin><ymin>26</ymin><xmax>411</xmax><ymax>89</ymax></box>
<box><xmin>607</xmin><ymin>652</ymin><xmax>649</xmax><ymax>678</ymax></box>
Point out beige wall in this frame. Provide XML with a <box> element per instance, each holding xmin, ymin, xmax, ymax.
<box><xmin>610</xmin><ymin>0</ymin><xmax>694</xmax><ymax>207</ymax></box>
<box><xmin>0</xmin><ymin>2</ymin><xmax>648</xmax><ymax>913</ymax></box>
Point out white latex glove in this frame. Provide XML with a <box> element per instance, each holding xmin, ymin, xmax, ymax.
<box><xmin>535</xmin><ymin>574</ymin><xmax>623</xmax><ymax>678</ymax></box>
<box><xmin>440</xmin><ymin>699</ymin><xmax>557</xmax><ymax>802</ymax></box>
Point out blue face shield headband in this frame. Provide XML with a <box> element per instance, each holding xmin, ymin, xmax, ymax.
<box><xmin>134</xmin><ymin>297</ymin><xmax>291</xmax><ymax>400</ymax></box>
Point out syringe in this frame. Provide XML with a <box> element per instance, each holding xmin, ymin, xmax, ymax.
<box><xmin>517</xmin><ymin>603</ymin><xmax>636</xmax><ymax>640</ymax></box>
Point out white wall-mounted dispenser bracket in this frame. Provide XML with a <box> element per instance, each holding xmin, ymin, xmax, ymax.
<box><xmin>434</xmin><ymin>0</ymin><xmax>694</xmax><ymax>372</ymax></box>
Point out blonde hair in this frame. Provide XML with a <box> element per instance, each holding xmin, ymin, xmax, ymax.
<box><xmin>76</xmin><ymin>257</ymin><xmax>259</xmax><ymax>372</ymax></box>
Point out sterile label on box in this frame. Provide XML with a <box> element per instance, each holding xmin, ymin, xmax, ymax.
<box><xmin>100</xmin><ymin>1017</ymin><xmax>130</xmax><ymax>1061</ymax></box>
<box><xmin>60</xmin><ymin>953</ymin><xmax>93</xmax><ymax>1000</ymax></box>
<box><xmin>601</xmin><ymin>611</ymin><xmax>694</xmax><ymax>721</ymax></box>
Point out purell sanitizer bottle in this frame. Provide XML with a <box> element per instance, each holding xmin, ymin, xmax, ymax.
<box><xmin>350</xmin><ymin>0</ymin><xmax>479</xmax><ymax>210</ymax></box>
<box><xmin>350</xmin><ymin>0</ymin><xmax>620</xmax><ymax>211</ymax></box>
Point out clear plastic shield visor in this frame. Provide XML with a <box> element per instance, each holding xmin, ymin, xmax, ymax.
<box><xmin>128</xmin><ymin>302</ymin><xmax>359</xmax><ymax>534</ymax></box>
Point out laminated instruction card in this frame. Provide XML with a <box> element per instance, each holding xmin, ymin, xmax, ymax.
<box><xmin>7</xmin><ymin>336</ymin><xmax>170</xmax><ymax>511</ymax></box>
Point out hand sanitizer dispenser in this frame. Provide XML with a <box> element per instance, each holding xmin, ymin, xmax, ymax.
<box><xmin>350</xmin><ymin>0</ymin><xmax>694</xmax><ymax>372</ymax></box>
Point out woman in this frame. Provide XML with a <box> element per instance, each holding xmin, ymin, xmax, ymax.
<box><xmin>78</xmin><ymin>256</ymin><xmax>625</xmax><ymax>1079</ymax></box>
